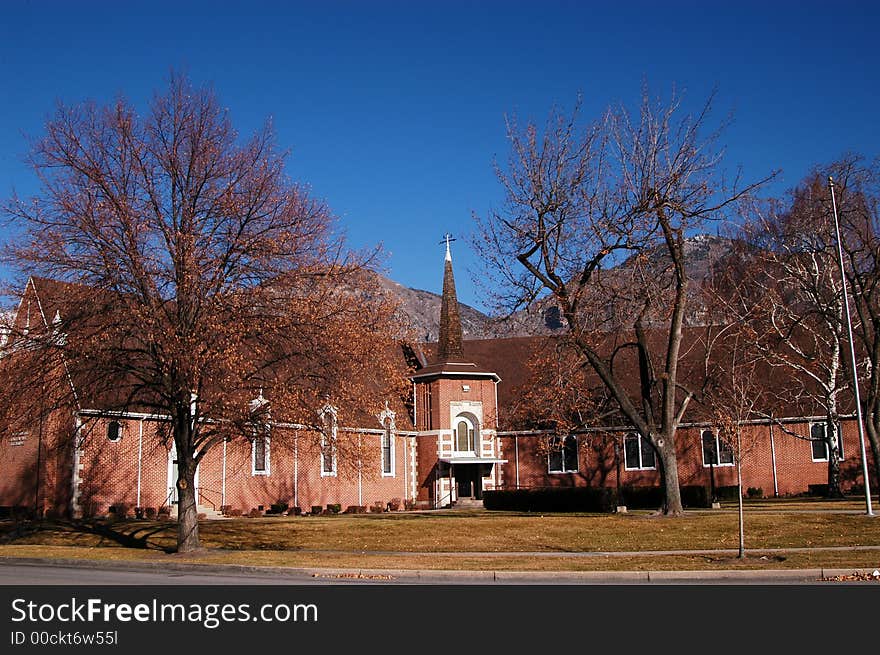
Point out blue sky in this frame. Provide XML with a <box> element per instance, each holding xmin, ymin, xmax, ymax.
<box><xmin>1</xmin><ymin>1</ymin><xmax>878</xmax><ymax>312</ymax></box>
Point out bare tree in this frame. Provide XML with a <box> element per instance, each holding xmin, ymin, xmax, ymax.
<box><xmin>728</xmin><ymin>178</ymin><xmax>857</xmax><ymax>497</ymax></box>
<box><xmin>476</xmin><ymin>87</ymin><xmax>771</xmax><ymax>514</ymax></box>
<box><xmin>829</xmin><ymin>156</ymin><xmax>880</xmax><ymax>492</ymax></box>
<box><xmin>700</xmin><ymin>277</ymin><xmax>770</xmax><ymax>557</ymax></box>
<box><xmin>1</xmin><ymin>75</ymin><xmax>404</xmax><ymax>551</ymax></box>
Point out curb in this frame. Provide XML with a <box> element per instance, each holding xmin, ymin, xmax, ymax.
<box><xmin>2</xmin><ymin>556</ymin><xmax>879</xmax><ymax>583</ymax></box>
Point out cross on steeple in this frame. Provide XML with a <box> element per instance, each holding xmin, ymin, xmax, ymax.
<box><xmin>440</xmin><ymin>233</ymin><xmax>456</xmax><ymax>262</ymax></box>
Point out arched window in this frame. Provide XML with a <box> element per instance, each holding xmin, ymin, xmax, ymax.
<box><xmin>249</xmin><ymin>391</ymin><xmax>271</xmax><ymax>475</ymax></box>
<box><xmin>454</xmin><ymin>413</ymin><xmax>478</xmax><ymax>453</ymax></box>
<box><xmin>382</xmin><ymin>418</ymin><xmax>394</xmax><ymax>475</ymax></box>
<box><xmin>378</xmin><ymin>402</ymin><xmax>396</xmax><ymax>476</ymax></box>
<box><xmin>252</xmin><ymin>424</ymin><xmax>270</xmax><ymax>475</ymax></box>
<box><xmin>319</xmin><ymin>405</ymin><xmax>338</xmax><ymax>476</ymax></box>
<box><xmin>107</xmin><ymin>420</ymin><xmax>122</xmax><ymax>442</ymax></box>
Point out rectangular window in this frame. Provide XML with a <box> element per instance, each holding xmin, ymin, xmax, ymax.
<box><xmin>381</xmin><ymin>428</ymin><xmax>394</xmax><ymax>476</ymax></box>
<box><xmin>425</xmin><ymin>385</ymin><xmax>433</xmax><ymax>430</ymax></box>
<box><xmin>810</xmin><ymin>422</ymin><xmax>842</xmax><ymax>461</ymax></box>
<box><xmin>549</xmin><ymin>435</ymin><xmax>578</xmax><ymax>473</ymax></box>
<box><xmin>702</xmin><ymin>430</ymin><xmax>734</xmax><ymax>467</ymax></box>
<box><xmin>252</xmin><ymin>426</ymin><xmax>270</xmax><ymax>476</ymax></box>
<box><xmin>623</xmin><ymin>433</ymin><xmax>655</xmax><ymax>470</ymax></box>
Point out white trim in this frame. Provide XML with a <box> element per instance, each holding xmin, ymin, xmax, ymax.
<box><xmin>357</xmin><ymin>434</ymin><xmax>363</xmax><ymax>506</ymax></box>
<box><xmin>410</xmin><ymin>370</ymin><xmax>500</xmax><ymax>382</ymax></box>
<box><xmin>514</xmin><ymin>435</ymin><xmax>520</xmax><ymax>488</ymax></box>
<box><xmin>293</xmin><ymin>430</ymin><xmax>299</xmax><ymax>510</ymax></box>
<box><xmin>136</xmin><ymin>420</ymin><xmax>144</xmax><ymax>508</ymax></box>
<box><xmin>495</xmin><ymin>413</ymin><xmax>862</xmax><ymax>436</ymax></box>
<box><xmin>221</xmin><ymin>438</ymin><xmax>227</xmax><ymax>508</ymax></box>
<box><xmin>439</xmin><ymin>456</ymin><xmax>508</xmax><ymax>464</ymax></box>
<box><xmin>769</xmin><ymin>422</ymin><xmax>779</xmax><ymax>497</ymax></box>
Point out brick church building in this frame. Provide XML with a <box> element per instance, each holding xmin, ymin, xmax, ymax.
<box><xmin>0</xmin><ymin>244</ymin><xmax>875</xmax><ymax>518</ymax></box>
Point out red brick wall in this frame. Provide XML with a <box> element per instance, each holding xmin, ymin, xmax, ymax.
<box><xmin>0</xmin><ymin>408</ymin><xmax>74</xmax><ymax>515</ymax></box>
<box><xmin>7</xmin><ymin>410</ymin><xmax>875</xmax><ymax>517</ymax></box>
<box><xmin>59</xmin><ymin>417</ymin><xmax>420</xmax><ymax>517</ymax></box>
<box><xmin>498</xmin><ymin>418</ymin><xmax>877</xmax><ymax>497</ymax></box>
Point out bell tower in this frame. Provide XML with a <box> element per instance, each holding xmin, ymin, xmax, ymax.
<box><xmin>410</xmin><ymin>236</ymin><xmax>505</xmax><ymax>508</ymax></box>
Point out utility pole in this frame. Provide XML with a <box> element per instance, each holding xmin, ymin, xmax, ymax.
<box><xmin>829</xmin><ymin>176</ymin><xmax>874</xmax><ymax>516</ymax></box>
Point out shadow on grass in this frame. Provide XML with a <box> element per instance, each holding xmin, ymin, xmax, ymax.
<box><xmin>0</xmin><ymin>519</ymin><xmax>176</xmax><ymax>553</ymax></box>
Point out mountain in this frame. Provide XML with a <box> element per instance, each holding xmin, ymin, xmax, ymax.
<box><xmin>500</xmin><ymin>233</ymin><xmax>734</xmax><ymax>335</ymax></box>
<box><xmin>371</xmin><ymin>275</ymin><xmax>497</xmax><ymax>342</ymax></box>
<box><xmin>377</xmin><ymin>234</ymin><xmax>735</xmax><ymax>342</ymax></box>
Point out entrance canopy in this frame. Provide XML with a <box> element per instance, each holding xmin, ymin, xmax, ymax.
<box><xmin>439</xmin><ymin>456</ymin><xmax>507</xmax><ymax>465</ymax></box>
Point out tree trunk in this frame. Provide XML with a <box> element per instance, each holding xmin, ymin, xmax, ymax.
<box><xmin>868</xmin><ymin>415</ymin><xmax>880</xmax><ymax>494</ymax></box>
<box><xmin>176</xmin><ymin>464</ymin><xmax>200</xmax><ymax>553</ymax></box>
<box><xmin>826</xmin><ymin>435</ymin><xmax>843</xmax><ymax>499</ymax></box>
<box><xmin>736</xmin><ymin>429</ymin><xmax>745</xmax><ymax>559</ymax></box>
<box><xmin>656</xmin><ymin>433</ymin><xmax>683</xmax><ymax>515</ymax></box>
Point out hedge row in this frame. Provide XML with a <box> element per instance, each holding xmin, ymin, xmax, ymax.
<box><xmin>483</xmin><ymin>485</ymin><xmax>711</xmax><ymax>513</ymax></box>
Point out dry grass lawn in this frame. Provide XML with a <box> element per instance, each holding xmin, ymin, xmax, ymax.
<box><xmin>1</xmin><ymin>500</ymin><xmax>879</xmax><ymax>572</ymax></box>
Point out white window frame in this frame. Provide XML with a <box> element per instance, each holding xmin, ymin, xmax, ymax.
<box><xmin>381</xmin><ymin>426</ymin><xmax>395</xmax><ymax>477</ymax></box>
<box><xmin>810</xmin><ymin>422</ymin><xmax>843</xmax><ymax>462</ymax></box>
<box><xmin>701</xmin><ymin>429</ymin><xmax>734</xmax><ymax>467</ymax></box>
<box><xmin>251</xmin><ymin>425</ymin><xmax>270</xmax><ymax>476</ymax></box>
<box><xmin>378</xmin><ymin>403</ymin><xmax>396</xmax><ymax>477</ymax></box>
<box><xmin>548</xmin><ymin>434</ymin><xmax>579</xmax><ymax>474</ymax></box>
<box><xmin>623</xmin><ymin>433</ymin><xmax>656</xmax><ymax>471</ymax></box>
<box><xmin>107</xmin><ymin>420</ymin><xmax>123</xmax><ymax>442</ymax></box>
<box><xmin>320</xmin><ymin>405</ymin><xmax>338</xmax><ymax>477</ymax></box>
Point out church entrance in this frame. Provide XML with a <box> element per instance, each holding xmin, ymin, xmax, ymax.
<box><xmin>454</xmin><ymin>464</ymin><xmax>483</xmax><ymax>500</ymax></box>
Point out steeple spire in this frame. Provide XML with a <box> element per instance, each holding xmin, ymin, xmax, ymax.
<box><xmin>437</xmin><ymin>234</ymin><xmax>463</xmax><ymax>362</ymax></box>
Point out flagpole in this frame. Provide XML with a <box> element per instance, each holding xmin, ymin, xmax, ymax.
<box><xmin>829</xmin><ymin>176</ymin><xmax>874</xmax><ymax>516</ymax></box>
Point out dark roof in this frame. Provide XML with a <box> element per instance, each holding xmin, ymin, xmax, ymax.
<box><xmin>6</xmin><ymin>276</ymin><xmax>416</xmax><ymax>432</ymax></box>
<box><xmin>420</xmin><ymin>330</ymin><xmax>856</xmax><ymax>429</ymax></box>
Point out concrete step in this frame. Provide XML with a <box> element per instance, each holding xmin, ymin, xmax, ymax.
<box><xmin>453</xmin><ymin>498</ymin><xmax>484</xmax><ymax>509</ymax></box>
<box><xmin>197</xmin><ymin>506</ymin><xmax>227</xmax><ymax>520</ymax></box>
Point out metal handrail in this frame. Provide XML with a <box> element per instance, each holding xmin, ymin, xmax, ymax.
<box><xmin>196</xmin><ymin>486</ymin><xmax>220</xmax><ymax>511</ymax></box>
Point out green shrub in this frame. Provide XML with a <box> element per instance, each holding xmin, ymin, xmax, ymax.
<box><xmin>808</xmin><ymin>484</ymin><xmax>829</xmax><ymax>497</ymax></box>
<box><xmin>715</xmin><ymin>485</ymin><xmax>741</xmax><ymax>501</ymax></box>
<box><xmin>326</xmin><ymin>503</ymin><xmax>342</xmax><ymax>514</ymax></box>
<box><xmin>619</xmin><ymin>486</ymin><xmax>664</xmax><ymax>509</ymax></box>
<box><xmin>483</xmin><ymin>487</ymin><xmax>617</xmax><ymax>513</ymax></box>
<box><xmin>485</xmin><ymin>485</ymin><xmax>710</xmax><ymax>512</ymax></box>
<box><xmin>747</xmin><ymin>487</ymin><xmax>763</xmax><ymax>499</ymax></box>
<box><xmin>680</xmin><ymin>485</ymin><xmax>710</xmax><ymax>508</ymax></box>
